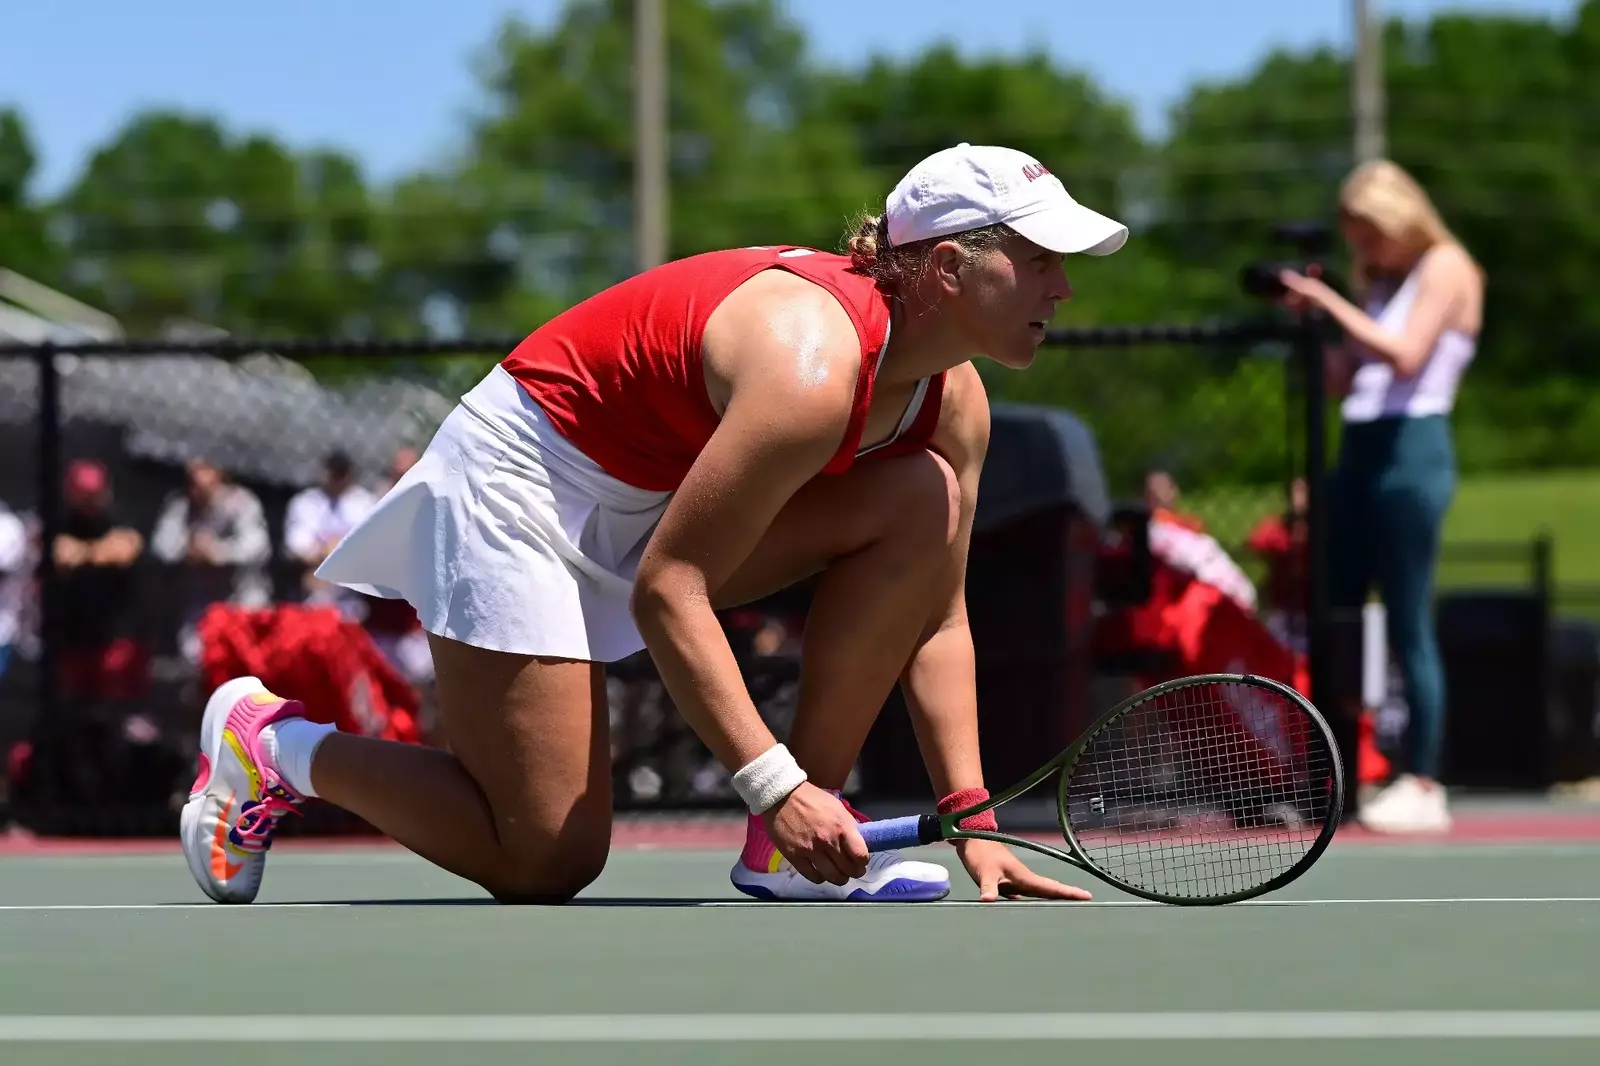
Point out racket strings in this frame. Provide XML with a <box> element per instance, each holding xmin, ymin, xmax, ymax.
<box><xmin>1062</xmin><ymin>681</ymin><xmax>1334</xmax><ymax>900</ymax></box>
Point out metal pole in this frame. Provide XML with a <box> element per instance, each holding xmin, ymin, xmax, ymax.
<box><xmin>633</xmin><ymin>0</ymin><xmax>668</xmax><ymax>272</ymax></box>
<box><xmin>1299</xmin><ymin>314</ymin><xmax>1355</xmax><ymax>817</ymax></box>
<box><xmin>1353</xmin><ymin>0</ymin><xmax>1386</xmax><ymax>162</ymax></box>
<box><xmin>34</xmin><ymin>342</ymin><xmax>61</xmax><ymax>778</ymax></box>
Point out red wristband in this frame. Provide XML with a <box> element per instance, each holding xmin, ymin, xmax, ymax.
<box><xmin>938</xmin><ymin>787</ymin><xmax>998</xmax><ymax>832</ymax></box>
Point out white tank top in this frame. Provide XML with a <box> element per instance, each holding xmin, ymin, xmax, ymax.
<box><xmin>1340</xmin><ymin>259</ymin><xmax>1476</xmax><ymax>423</ymax></box>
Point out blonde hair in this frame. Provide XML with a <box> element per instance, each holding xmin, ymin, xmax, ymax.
<box><xmin>1339</xmin><ymin>159</ymin><xmax>1483</xmax><ymax>294</ymax></box>
<box><xmin>844</xmin><ymin>210</ymin><xmax>1012</xmax><ymax>294</ymax></box>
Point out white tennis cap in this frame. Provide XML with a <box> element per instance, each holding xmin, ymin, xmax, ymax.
<box><xmin>885</xmin><ymin>143</ymin><xmax>1128</xmax><ymax>256</ymax></box>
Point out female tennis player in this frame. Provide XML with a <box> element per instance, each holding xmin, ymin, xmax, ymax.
<box><xmin>1277</xmin><ymin>158</ymin><xmax>1484</xmax><ymax>835</ymax></box>
<box><xmin>180</xmin><ymin>143</ymin><xmax>1128</xmax><ymax>904</ymax></box>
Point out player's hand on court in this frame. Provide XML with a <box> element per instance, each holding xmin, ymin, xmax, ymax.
<box><xmin>764</xmin><ymin>782</ymin><xmax>871</xmax><ymax>885</ymax></box>
<box><xmin>954</xmin><ymin>839</ymin><xmax>1093</xmax><ymax>902</ymax></box>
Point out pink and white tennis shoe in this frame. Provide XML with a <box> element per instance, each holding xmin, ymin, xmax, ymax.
<box><xmin>179</xmin><ymin>676</ymin><xmax>309</xmax><ymax>904</ymax></box>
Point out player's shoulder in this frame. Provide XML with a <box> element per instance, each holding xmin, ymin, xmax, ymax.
<box><xmin>706</xmin><ymin>262</ymin><xmax>863</xmax><ymax>367</ymax></box>
<box><xmin>702</xmin><ymin>263</ymin><xmax>865</xmax><ymax>421</ymax></box>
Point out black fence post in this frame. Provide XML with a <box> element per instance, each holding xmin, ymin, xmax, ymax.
<box><xmin>34</xmin><ymin>342</ymin><xmax>61</xmax><ymax>770</ymax></box>
<box><xmin>1532</xmin><ymin>531</ymin><xmax>1553</xmax><ymax>607</ymax></box>
<box><xmin>1297</xmin><ymin>313</ymin><xmax>1355</xmax><ymax>817</ymax></box>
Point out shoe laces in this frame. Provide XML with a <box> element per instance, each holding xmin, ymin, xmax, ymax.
<box><xmin>773</xmin><ymin>850</ymin><xmax>899</xmax><ymax>882</ymax></box>
<box><xmin>228</xmin><ymin>779</ymin><xmax>303</xmax><ymax>853</ymax></box>
<box><xmin>864</xmin><ymin>850</ymin><xmax>905</xmax><ymax>874</ymax></box>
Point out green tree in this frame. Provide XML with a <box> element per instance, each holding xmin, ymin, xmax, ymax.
<box><xmin>1383</xmin><ymin>8</ymin><xmax>1600</xmax><ymax>471</ymax></box>
<box><xmin>23</xmin><ymin>0</ymin><xmax>1600</xmax><ymax>480</ymax></box>
<box><xmin>0</xmin><ymin>108</ymin><xmax>58</xmax><ymax>283</ymax></box>
<box><xmin>433</xmin><ymin>0</ymin><xmax>876</xmax><ymax>333</ymax></box>
<box><xmin>1152</xmin><ymin>46</ymin><xmax>1352</xmax><ymax>317</ymax></box>
<box><xmin>53</xmin><ymin>111</ymin><xmax>382</xmax><ymax>336</ymax></box>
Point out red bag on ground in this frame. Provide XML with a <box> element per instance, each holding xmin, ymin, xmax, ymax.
<box><xmin>196</xmin><ymin>603</ymin><xmax>422</xmax><ymax>744</ymax></box>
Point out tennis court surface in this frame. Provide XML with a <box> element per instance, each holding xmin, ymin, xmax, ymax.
<box><xmin>3</xmin><ymin>807</ymin><xmax>1599</xmax><ymax>1066</ymax></box>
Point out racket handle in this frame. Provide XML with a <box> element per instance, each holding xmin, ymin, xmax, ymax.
<box><xmin>858</xmin><ymin>814</ymin><xmax>941</xmax><ymax>852</ymax></box>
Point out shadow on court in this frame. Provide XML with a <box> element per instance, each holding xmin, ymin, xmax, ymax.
<box><xmin>274</xmin><ymin>896</ymin><xmax>738</xmax><ymax>907</ymax></box>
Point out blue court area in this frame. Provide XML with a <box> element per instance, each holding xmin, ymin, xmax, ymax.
<box><xmin>2</xmin><ymin>833</ymin><xmax>1599</xmax><ymax>1065</ymax></box>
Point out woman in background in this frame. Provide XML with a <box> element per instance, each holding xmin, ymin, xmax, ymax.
<box><xmin>1279</xmin><ymin>159</ymin><xmax>1484</xmax><ymax>834</ymax></box>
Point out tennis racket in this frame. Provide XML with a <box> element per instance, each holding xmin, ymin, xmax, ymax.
<box><xmin>857</xmin><ymin>673</ymin><xmax>1343</xmax><ymax>905</ymax></box>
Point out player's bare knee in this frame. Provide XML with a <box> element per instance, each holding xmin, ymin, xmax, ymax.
<box><xmin>485</xmin><ymin>840</ymin><xmax>610</xmax><ymax>905</ymax></box>
<box><xmin>882</xmin><ymin>450</ymin><xmax>962</xmax><ymax>555</ymax></box>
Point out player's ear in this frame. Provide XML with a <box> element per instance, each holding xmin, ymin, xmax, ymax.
<box><xmin>927</xmin><ymin>241</ymin><xmax>969</xmax><ymax>296</ymax></box>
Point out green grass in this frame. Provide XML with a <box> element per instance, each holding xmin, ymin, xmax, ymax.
<box><xmin>1182</xmin><ymin>469</ymin><xmax>1600</xmax><ymax>614</ymax></box>
<box><xmin>1443</xmin><ymin>470</ymin><xmax>1600</xmax><ymax>583</ymax></box>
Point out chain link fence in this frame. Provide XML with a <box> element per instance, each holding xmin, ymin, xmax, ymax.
<box><xmin>0</xmin><ymin>321</ymin><xmax>1338</xmax><ymax>835</ymax></box>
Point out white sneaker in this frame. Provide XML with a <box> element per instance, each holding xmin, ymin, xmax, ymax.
<box><xmin>730</xmin><ymin>849</ymin><xmax>951</xmax><ymax>902</ymax></box>
<box><xmin>1357</xmin><ymin>773</ymin><xmax>1452</xmax><ymax>834</ymax></box>
<box><xmin>179</xmin><ymin>676</ymin><xmax>310</xmax><ymax>904</ymax></box>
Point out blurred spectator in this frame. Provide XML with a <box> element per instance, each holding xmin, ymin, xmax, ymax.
<box><xmin>150</xmin><ymin>458</ymin><xmax>272</xmax><ymax>657</ymax></box>
<box><xmin>0</xmin><ymin>498</ymin><xmax>27</xmax><ymax>682</ymax></box>
<box><xmin>284</xmin><ymin>450</ymin><xmax>377</xmax><ymax>606</ymax></box>
<box><xmin>1143</xmin><ymin>468</ymin><xmax>1205</xmax><ymax>531</ymax></box>
<box><xmin>1147</xmin><ymin>506</ymin><xmax>1257</xmax><ymax>616</ymax></box>
<box><xmin>379</xmin><ymin>445</ymin><xmax>419</xmax><ymax>494</ymax></box>
<box><xmin>54</xmin><ymin>460</ymin><xmax>146</xmax><ymax>700</ymax></box>
<box><xmin>1278</xmin><ymin>159</ymin><xmax>1484</xmax><ymax>834</ymax></box>
<box><xmin>1246</xmin><ymin>477</ymin><xmax>1309</xmax><ymax>650</ymax></box>
<box><xmin>1094</xmin><ymin>504</ymin><xmax>1306</xmax><ymax>756</ymax></box>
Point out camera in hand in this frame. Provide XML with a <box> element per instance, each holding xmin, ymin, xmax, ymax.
<box><xmin>1239</xmin><ymin>221</ymin><xmax>1345</xmax><ymax>300</ymax></box>
<box><xmin>1241</xmin><ymin>261</ymin><xmax>1303</xmax><ymax>299</ymax></box>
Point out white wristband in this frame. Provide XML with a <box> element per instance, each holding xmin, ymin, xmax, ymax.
<box><xmin>731</xmin><ymin>743</ymin><xmax>808</xmax><ymax>814</ymax></box>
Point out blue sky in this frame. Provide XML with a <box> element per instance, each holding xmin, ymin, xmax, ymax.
<box><xmin>0</xmin><ymin>0</ymin><xmax>1577</xmax><ymax>196</ymax></box>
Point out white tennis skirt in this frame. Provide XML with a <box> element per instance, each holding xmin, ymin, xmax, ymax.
<box><xmin>316</xmin><ymin>365</ymin><xmax>673</xmax><ymax>662</ymax></box>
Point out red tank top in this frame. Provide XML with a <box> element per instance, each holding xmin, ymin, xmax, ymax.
<box><xmin>500</xmin><ymin>246</ymin><xmax>945</xmax><ymax>491</ymax></box>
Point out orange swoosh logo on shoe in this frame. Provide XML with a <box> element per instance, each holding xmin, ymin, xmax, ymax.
<box><xmin>210</xmin><ymin>795</ymin><xmax>243</xmax><ymax>880</ymax></box>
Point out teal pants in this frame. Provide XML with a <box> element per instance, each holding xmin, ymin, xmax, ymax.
<box><xmin>1329</xmin><ymin>414</ymin><xmax>1456</xmax><ymax>778</ymax></box>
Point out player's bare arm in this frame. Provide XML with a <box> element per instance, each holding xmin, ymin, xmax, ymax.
<box><xmin>897</xmin><ymin>363</ymin><xmax>1094</xmax><ymax>901</ymax></box>
<box><xmin>630</xmin><ymin>278</ymin><xmax>880</xmax><ymax>886</ymax></box>
<box><xmin>901</xmin><ymin>359</ymin><xmax>990</xmax><ymax>799</ymax></box>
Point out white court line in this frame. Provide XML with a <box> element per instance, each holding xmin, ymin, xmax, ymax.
<box><xmin>2</xmin><ymin>896</ymin><xmax>1600</xmax><ymax>912</ymax></box>
<box><xmin>696</xmin><ymin>896</ymin><xmax>1600</xmax><ymax>908</ymax></box>
<box><xmin>1</xmin><ymin>1011</ymin><xmax>1599</xmax><ymax>1042</ymax></box>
